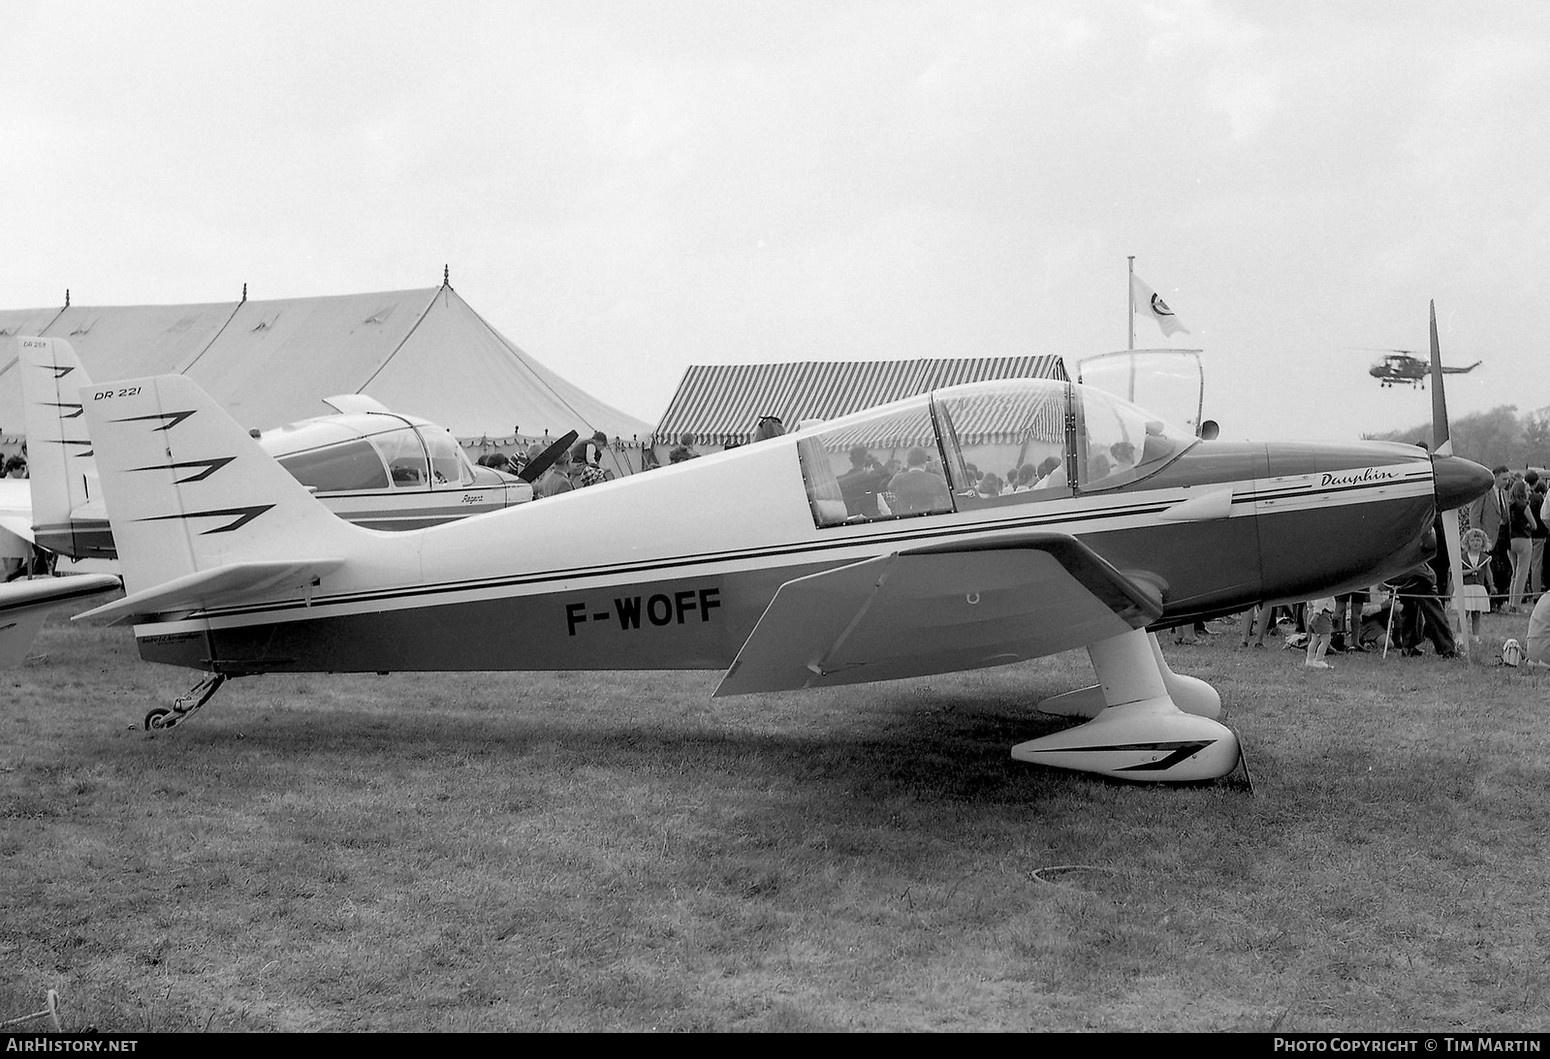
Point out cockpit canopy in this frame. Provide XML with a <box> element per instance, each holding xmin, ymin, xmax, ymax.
<box><xmin>796</xmin><ymin>378</ymin><xmax>1198</xmax><ymax>527</ymax></box>
<box><xmin>257</xmin><ymin>411</ymin><xmax>474</xmax><ymax>492</ymax></box>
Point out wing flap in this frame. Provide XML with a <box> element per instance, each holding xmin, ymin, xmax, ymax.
<box><xmin>77</xmin><ymin>559</ymin><xmax>344</xmax><ymax>625</ymax></box>
<box><xmin>715</xmin><ymin>533</ymin><xmax>1163</xmax><ymax>696</ymax></box>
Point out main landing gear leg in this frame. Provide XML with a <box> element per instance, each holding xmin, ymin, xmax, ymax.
<box><xmin>1034</xmin><ymin>632</ymin><xmax>1222</xmax><ymax>720</ymax></box>
<box><xmin>144</xmin><ymin>673</ymin><xmax>227</xmax><ymax>732</ymax></box>
<box><xmin>1012</xmin><ymin>629</ymin><xmax>1240</xmax><ymax>782</ymax></box>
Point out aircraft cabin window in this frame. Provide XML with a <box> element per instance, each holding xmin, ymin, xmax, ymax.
<box><xmin>800</xmin><ymin>398</ymin><xmax>958</xmax><ymax>528</ymax></box>
<box><xmin>371</xmin><ymin>425</ymin><xmax>433</xmax><ymax>489</ymax></box>
<box><xmin>277</xmin><ymin>439</ymin><xmax>390</xmax><ymax>492</ymax></box>
<box><xmin>1072</xmin><ymin>385</ymin><xmax>1197</xmax><ymax>492</ymax></box>
<box><xmin>933</xmin><ymin>381</ymin><xmax>1072</xmax><ymax>507</ymax></box>
<box><xmin>417</xmin><ymin>427</ymin><xmax>470</xmax><ymax>486</ymax></box>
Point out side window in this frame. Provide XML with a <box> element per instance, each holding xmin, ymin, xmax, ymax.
<box><xmin>372</xmin><ymin>425</ymin><xmax>431</xmax><ymax>488</ymax></box>
<box><xmin>799</xmin><ymin>401</ymin><xmax>955</xmax><ymax>528</ymax></box>
<box><xmin>935</xmin><ymin>381</ymin><xmax>1072</xmax><ymax>505</ymax></box>
<box><xmin>417</xmin><ymin>427</ymin><xmax>469</xmax><ymax>487</ymax></box>
<box><xmin>278</xmin><ymin>439</ymin><xmax>390</xmax><ymax>492</ymax></box>
<box><xmin>1074</xmin><ymin>385</ymin><xmax>1195</xmax><ymax>492</ymax></box>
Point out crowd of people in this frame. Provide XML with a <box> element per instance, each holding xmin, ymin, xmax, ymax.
<box><xmin>1227</xmin><ymin>463</ymin><xmax>1550</xmax><ymax>669</ymax></box>
<box><xmin>473</xmin><ymin>430</ymin><xmax>618</xmax><ymax>497</ymax></box>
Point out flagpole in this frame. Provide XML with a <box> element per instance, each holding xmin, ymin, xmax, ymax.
<box><xmin>1126</xmin><ymin>256</ymin><xmax>1135</xmax><ymax>351</ymax></box>
<box><xmin>1126</xmin><ymin>256</ymin><xmax>1137</xmax><ymax>401</ymax></box>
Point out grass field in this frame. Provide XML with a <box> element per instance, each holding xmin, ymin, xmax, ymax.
<box><xmin>3</xmin><ymin>603</ymin><xmax>1548</xmax><ymax>1032</ymax></box>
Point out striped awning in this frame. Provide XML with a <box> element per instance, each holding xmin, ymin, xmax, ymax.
<box><xmin>654</xmin><ymin>355</ymin><xmax>1067</xmax><ymax>446</ymax></box>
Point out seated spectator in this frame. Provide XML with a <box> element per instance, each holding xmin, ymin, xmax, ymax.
<box><xmin>838</xmin><ymin>446</ymin><xmax>888</xmax><ymax>517</ymax></box>
<box><xmin>887</xmin><ymin>447</ymin><xmax>953</xmax><ymax>515</ymax></box>
<box><xmin>1358</xmin><ymin>590</ymin><xmax>1394</xmax><ymax>650</ymax></box>
<box><xmin>1086</xmin><ymin>452</ymin><xmax>1112</xmax><ymax>485</ymax></box>
<box><xmin>977</xmin><ymin>473</ymin><xmax>1003</xmax><ymax>498</ymax></box>
<box><xmin>669</xmin><ymin>433</ymin><xmax>699</xmax><ymax>464</ymax></box>
<box><xmin>752</xmin><ymin>416</ymin><xmax>785</xmax><ymax>442</ymax></box>
<box><xmin>1035</xmin><ymin>456</ymin><xmax>1066</xmax><ymax>490</ymax></box>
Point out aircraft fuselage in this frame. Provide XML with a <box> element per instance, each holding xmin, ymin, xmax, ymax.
<box><xmin>131</xmin><ymin>436</ymin><xmax>1460</xmax><ymax>677</ymax></box>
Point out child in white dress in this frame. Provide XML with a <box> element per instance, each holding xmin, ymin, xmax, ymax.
<box><xmin>1459</xmin><ymin>528</ymin><xmax>1493</xmax><ymax>643</ymax></box>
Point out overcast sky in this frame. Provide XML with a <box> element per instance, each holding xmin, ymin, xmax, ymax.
<box><xmin>4</xmin><ymin>0</ymin><xmax>1546</xmax><ymax>442</ymax></box>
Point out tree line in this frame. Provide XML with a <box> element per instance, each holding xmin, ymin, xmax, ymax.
<box><xmin>1366</xmin><ymin>406</ymin><xmax>1550</xmax><ymax>470</ymax></box>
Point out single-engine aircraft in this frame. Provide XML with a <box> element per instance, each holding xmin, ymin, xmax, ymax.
<box><xmin>16</xmin><ymin>337</ymin><xmax>555</xmax><ymax>561</ymax></box>
<box><xmin>71</xmin><ymin>353</ymin><xmax>1493</xmax><ymax>784</ymax></box>
<box><xmin>1365</xmin><ymin>348</ymin><xmax>1480</xmax><ymax>389</ymax></box>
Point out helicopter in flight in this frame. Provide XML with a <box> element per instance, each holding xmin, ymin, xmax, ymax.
<box><xmin>1364</xmin><ymin>348</ymin><xmax>1481</xmax><ymax>388</ymax></box>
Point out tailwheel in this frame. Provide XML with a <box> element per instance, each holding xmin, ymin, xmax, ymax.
<box><xmin>142</xmin><ymin>673</ymin><xmax>228</xmax><ymax>732</ymax></box>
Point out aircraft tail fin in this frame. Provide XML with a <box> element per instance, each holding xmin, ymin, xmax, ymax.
<box><xmin>18</xmin><ymin>337</ymin><xmax>99</xmax><ymax>552</ymax></box>
<box><xmin>81</xmin><ymin>374</ymin><xmax>363</xmax><ymax>600</ymax></box>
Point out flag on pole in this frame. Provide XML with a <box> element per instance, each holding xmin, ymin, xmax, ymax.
<box><xmin>1130</xmin><ymin>274</ymin><xmax>1189</xmax><ymax>337</ymax></box>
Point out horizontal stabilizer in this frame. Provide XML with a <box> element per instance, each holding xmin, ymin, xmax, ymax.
<box><xmin>78</xmin><ymin>559</ymin><xmax>344</xmax><ymax>625</ymax></box>
<box><xmin>715</xmin><ymin>532</ymin><xmax>1163</xmax><ymax>696</ymax></box>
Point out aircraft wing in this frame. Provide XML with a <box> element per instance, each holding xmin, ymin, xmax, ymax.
<box><xmin>0</xmin><ymin>574</ymin><xmax>121</xmax><ymax>668</ymax></box>
<box><xmin>78</xmin><ymin>559</ymin><xmax>345</xmax><ymax>625</ymax></box>
<box><xmin>714</xmin><ymin>532</ymin><xmax>1164</xmax><ymax>696</ymax></box>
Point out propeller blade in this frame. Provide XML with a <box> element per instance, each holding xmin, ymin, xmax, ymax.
<box><xmin>1430</xmin><ymin>304</ymin><xmax>1450</xmax><ymax>456</ymax></box>
<box><xmin>517</xmin><ymin>430</ymin><xmax>580</xmax><ymax>483</ymax></box>
<box><xmin>1429</xmin><ymin>301</ymin><xmax>1471</xmax><ymax>661</ymax></box>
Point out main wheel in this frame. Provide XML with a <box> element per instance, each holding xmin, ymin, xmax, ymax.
<box><xmin>144</xmin><ymin>708</ymin><xmax>173</xmax><ymax>731</ymax></box>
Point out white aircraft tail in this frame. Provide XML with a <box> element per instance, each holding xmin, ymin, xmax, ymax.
<box><xmin>80</xmin><ymin>374</ymin><xmax>362</xmax><ymax>613</ymax></box>
<box><xmin>18</xmin><ymin>337</ymin><xmax>98</xmax><ymax>540</ymax></box>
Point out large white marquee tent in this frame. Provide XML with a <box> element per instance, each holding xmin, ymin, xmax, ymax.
<box><xmin>0</xmin><ymin>283</ymin><xmax>653</xmax><ymax>464</ymax></box>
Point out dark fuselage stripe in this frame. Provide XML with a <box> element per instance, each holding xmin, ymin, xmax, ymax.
<box><xmin>176</xmin><ymin>474</ymin><xmax>1428</xmax><ymax>622</ymax></box>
